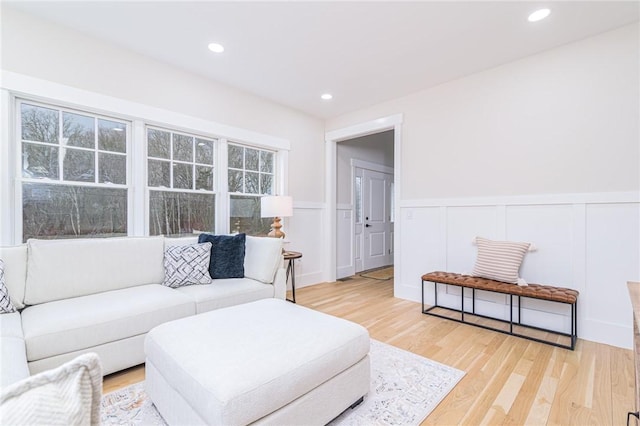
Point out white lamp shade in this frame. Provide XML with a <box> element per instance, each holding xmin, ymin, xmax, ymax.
<box><xmin>260</xmin><ymin>196</ymin><xmax>293</xmax><ymax>218</ymax></box>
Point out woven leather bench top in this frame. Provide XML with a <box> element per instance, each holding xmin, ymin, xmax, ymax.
<box><xmin>422</xmin><ymin>271</ymin><xmax>579</xmax><ymax>304</ymax></box>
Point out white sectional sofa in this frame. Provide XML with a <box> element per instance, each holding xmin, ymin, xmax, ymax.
<box><xmin>0</xmin><ymin>235</ymin><xmax>285</xmax><ymax>387</ymax></box>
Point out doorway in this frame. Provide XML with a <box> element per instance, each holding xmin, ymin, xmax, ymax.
<box><xmin>335</xmin><ymin>130</ymin><xmax>394</xmax><ymax>279</ymax></box>
<box><xmin>325</xmin><ymin>114</ymin><xmax>403</xmax><ymax>284</ymax></box>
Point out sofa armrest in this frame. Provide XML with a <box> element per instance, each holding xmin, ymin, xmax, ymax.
<box><xmin>272</xmin><ymin>268</ymin><xmax>286</xmax><ymax>300</ymax></box>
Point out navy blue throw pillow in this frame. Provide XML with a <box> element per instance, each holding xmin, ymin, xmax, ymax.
<box><xmin>198</xmin><ymin>233</ymin><xmax>246</xmax><ymax>279</ymax></box>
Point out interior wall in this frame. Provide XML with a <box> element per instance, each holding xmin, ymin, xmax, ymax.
<box><xmin>326</xmin><ymin>23</ymin><xmax>640</xmax><ymax>348</ymax></box>
<box><xmin>328</xmin><ymin>23</ymin><xmax>639</xmax><ymax>199</ymax></box>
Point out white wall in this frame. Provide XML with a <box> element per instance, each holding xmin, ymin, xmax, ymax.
<box><xmin>0</xmin><ymin>6</ymin><xmax>327</xmax><ymax>285</ymax></box>
<box><xmin>327</xmin><ymin>24</ymin><xmax>640</xmax><ymax>348</ymax></box>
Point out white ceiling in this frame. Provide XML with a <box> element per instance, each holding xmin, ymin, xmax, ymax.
<box><xmin>6</xmin><ymin>1</ymin><xmax>639</xmax><ymax>119</ymax></box>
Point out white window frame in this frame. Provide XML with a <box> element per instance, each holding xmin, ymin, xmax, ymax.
<box><xmin>0</xmin><ymin>71</ymin><xmax>290</xmax><ymax>245</ymax></box>
<box><xmin>225</xmin><ymin>141</ymin><xmax>279</xmax><ymax>236</ymax></box>
<box><xmin>14</xmin><ymin>98</ymin><xmax>133</xmax><ymax>242</ymax></box>
<box><xmin>145</xmin><ymin>125</ymin><xmax>218</xmax><ymax>236</ymax></box>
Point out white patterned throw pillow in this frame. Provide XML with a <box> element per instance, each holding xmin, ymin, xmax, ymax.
<box><xmin>0</xmin><ymin>259</ymin><xmax>16</xmax><ymax>314</ymax></box>
<box><xmin>0</xmin><ymin>353</ymin><xmax>102</xmax><ymax>425</ymax></box>
<box><xmin>471</xmin><ymin>237</ymin><xmax>530</xmax><ymax>285</ymax></box>
<box><xmin>163</xmin><ymin>242</ymin><xmax>213</xmax><ymax>288</ymax></box>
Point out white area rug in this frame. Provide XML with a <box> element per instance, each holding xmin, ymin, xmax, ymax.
<box><xmin>101</xmin><ymin>340</ymin><xmax>464</xmax><ymax>425</ymax></box>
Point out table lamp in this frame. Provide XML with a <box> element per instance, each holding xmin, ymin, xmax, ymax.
<box><xmin>260</xmin><ymin>195</ymin><xmax>293</xmax><ymax>238</ymax></box>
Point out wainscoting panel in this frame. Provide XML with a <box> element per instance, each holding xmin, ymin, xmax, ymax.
<box><xmin>397</xmin><ymin>193</ymin><xmax>639</xmax><ymax>349</ymax></box>
<box><xmin>286</xmin><ymin>203</ymin><xmax>325</xmax><ymax>288</ymax></box>
<box><xmin>584</xmin><ymin>203</ymin><xmax>639</xmax><ymax>343</ymax></box>
<box><xmin>399</xmin><ymin>207</ymin><xmax>441</xmax><ymax>299</ymax></box>
<box><xmin>446</xmin><ymin>206</ymin><xmax>499</xmax><ymax>275</ymax></box>
<box><xmin>506</xmin><ymin>205</ymin><xmax>575</xmax><ymax>287</ymax></box>
<box><xmin>336</xmin><ymin>206</ymin><xmax>354</xmax><ymax>279</ymax></box>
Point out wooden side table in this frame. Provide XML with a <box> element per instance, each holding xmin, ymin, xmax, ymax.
<box><xmin>283</xmin><ymin>251</ymin><xmax>302</xmax><ymax>303</ymax></box>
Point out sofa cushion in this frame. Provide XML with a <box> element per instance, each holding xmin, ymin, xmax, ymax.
<box><xmin>24</xmin><ymin>236</ymin><xmax>165</xmax><ymax>305</ymax></box>
<box><xmin>163</xmin><ymin>242</ymin><xmax>212</xmax><ymax>288</ymax></box>
<box><xmin>244</xmin><ymin>236</ymin><xmax>283</xmax><ymax>284</ymax></box>
<box><xmin>0</xmin><ymin>353</ymin><xmax>102</xmax><ymax>426</ymax></box>
<box><xmin>176</xmin><ymin>278</ymin><xmax>275</xmax><ymax>314</ymax></box>
<box><xmin>21</xmin><ymin>284</ymin><xmax>195</xmax><ymax>362</ymax></box>
<box><xmin>0</xmin><ymin>310</ymin><xmax>23</xmax><ymax>339</ymax></box>
<box><xmin>0</xmin><ymin>312</ymin><xmax>29</xmax><ymax>387</ymax></box>
<box><xmin>1</xmin><ymin>336</ymin><xmax>30</xmax><ymax>387</ymax></box>
<box><xmin>198</xmin><ymin>233</ymin><xmax>246</xmax><ymax>279</ymax></box>
<box><xmin>0</xmin><ymin>260</ymin><xmax>16</xmax><ymax>313</ymax></box>
<box><xmin>0</xmin><ymin>245</ymin><xmax>27</xmax><ymax>310</ymax></box>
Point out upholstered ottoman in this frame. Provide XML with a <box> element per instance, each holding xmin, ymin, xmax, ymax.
<box><xmin>144</xmin><ymin>298</ymin><xmax>370</xmax><ymax>425</ymax></box>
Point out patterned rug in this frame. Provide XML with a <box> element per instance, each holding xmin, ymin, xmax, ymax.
<box><xmin>359</xmin><ymin>267</ymin><xmax>394</xmax><ymax>281</ymax></box>
<box><xmin>101</xmin><ymin>340</ymin><xmax>464</xmax><ymax>425</ymax></box>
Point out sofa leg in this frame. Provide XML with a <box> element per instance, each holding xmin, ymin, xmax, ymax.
<box><xmin>349</xmin><ymin>396</ymin><xmax>364</xmax><ymax>409</ymax></box>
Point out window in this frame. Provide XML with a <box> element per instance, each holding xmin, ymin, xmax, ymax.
<box><xmin>147</xmin><ymin>127</ymin><xmax>216</xmax><ymax>236</ymax></box>
<box><xmin>228</xmin><ymin>143</ymin><xmax>274</xmax><ymax>235</ymax></box>
<box><xmin>9</xmin><ymin>89</ymin><xmax>288</xmax><ymax>245</ymax></box>
<box><xmin>19</xmin><ymin>101</ymin><xmax>128</xmax><ymax>241</ymax></box>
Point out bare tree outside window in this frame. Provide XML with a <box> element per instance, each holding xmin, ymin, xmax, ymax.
<box><xmin>147</xmin><ymin>128</ymin><xmax>216</xmax><ymax>236</ymax></box>
<box><xmin>23</xmin><ymin>183</ymin><xmax>127</xmax><ymax>240</ymax></box>
<box><xmin>149</xmin><ymin>191</ymin><xmax>214</xmax><ymax>236</ymax></box>
<box><xmin>19</xmin><ymin>101</ymin><xmax>129</xmax><ymax>242</ymax></box>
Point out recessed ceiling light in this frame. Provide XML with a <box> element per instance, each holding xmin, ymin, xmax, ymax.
<box><xmin>528</xmin><ymin>8</ymin><xmax>550</xmax><ymax>22</ymax></box>
<box><xmin>207</xmin><ymin>43</ymin><xmax>225</xmax><ymax>53</ymax></box>
<box><xmin>321</xmin><ymin>93</ymin><xmax>333</xmax><ymax>100</ymax></box>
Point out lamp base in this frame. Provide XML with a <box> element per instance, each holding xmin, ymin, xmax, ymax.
<box><xmin>268</xmin><ymin>217</ymin><xmax>285</xmax><ymax>239</ymax></box>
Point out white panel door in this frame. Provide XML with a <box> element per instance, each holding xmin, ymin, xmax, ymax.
<box><xmin>362</xmin><ymin>169</ymin><xmax>393</xmax><ymax>270</ymax></box>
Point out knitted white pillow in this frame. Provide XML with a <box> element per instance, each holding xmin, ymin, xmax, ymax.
<box><xmin>472</xmin><ymin>237</ymin><xmax>530</xmax><ymax>285</ymax></box>
<box><xmin>0</xmin><ymin>353</ymin><xmax>102</xmax><ymax>425</ymax></box>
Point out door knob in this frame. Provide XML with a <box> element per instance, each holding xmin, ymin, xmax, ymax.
<box><xmin>365</xmin><ymin>224</ymin><xmax>371</xmax><ymax>228</ymax></box>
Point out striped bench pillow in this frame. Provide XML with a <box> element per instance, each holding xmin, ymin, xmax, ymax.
<box><xmin>472</xmin><ymin>237</ymin><xmax>530</xmax><ymax>285</ymax></box>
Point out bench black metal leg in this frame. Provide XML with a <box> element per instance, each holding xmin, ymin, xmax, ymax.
<box><xmin>509</xmin><ymin>294</ymin><xmax>513</xmax><ymax>334</ymax></box>
<box><xmin>472</xmin><ymin>288</ymin><xmax>475</xmax><ymax>314</ymax></box>
<box><xmin>461</xmin><ymin>287</ymin><xmax>465</xmax><ymax>322</ymax></box>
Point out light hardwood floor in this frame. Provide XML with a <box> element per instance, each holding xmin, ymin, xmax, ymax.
<box><xmin>103</xmin><ymin>275</ymin><xmax>636</xmax><ymax>425</ymax></box>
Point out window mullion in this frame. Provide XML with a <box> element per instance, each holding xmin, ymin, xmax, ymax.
<box><xmin>58</xmin><ymin>110</ymin><xmax>64</xmax><ymax>182</ymax></box>
<box><xmin>1</xmin><ymin>91</ymin><xmax>15</xmax><ymax>245</ymax></box>
<box><xmin>94</xmin><ymin>118</ymin><xmax>99</xmax><ymax>184</ymax></box>
<box><xmin>216</xmin><ymin>139</ymin><xmax>229</xmax><ymax>234</ymax></box>
<box><xmin>132</xmin><ymin>121</ymin><xmax>146</xmax><ymax>236</ymax></box>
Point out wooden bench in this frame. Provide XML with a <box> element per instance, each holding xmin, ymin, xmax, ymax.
<box><xmin>421</xmin><ymin>271</ymin><xmax>579</xmax><ymax>350</ymax></box>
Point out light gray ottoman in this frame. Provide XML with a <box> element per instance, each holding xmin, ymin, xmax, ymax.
<box><xmin>144</xmin><ymin>298</ymin><xmax>370</xmax><ymax>425</ymax></box>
